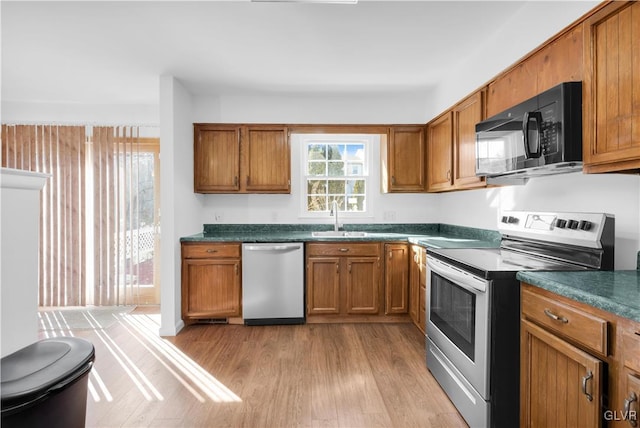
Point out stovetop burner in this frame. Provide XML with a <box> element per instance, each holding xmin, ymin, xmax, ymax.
<box><xmin>427</xmin><ymin>247</ymin><xmax>588</xmax><ymax>280</ymax></box>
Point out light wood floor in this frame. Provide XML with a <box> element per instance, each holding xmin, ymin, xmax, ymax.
<box><xmin>40</xmin><ymin>308</ymin><xmax>467</xmax><ymax>428</ymax></box>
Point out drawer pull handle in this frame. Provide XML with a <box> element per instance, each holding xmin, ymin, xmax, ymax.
<box><xmin>544</xmin><ymin>308</ymin><xmax>568</xmax><ymax>324</ymax></box>
<box><xmin>340</xmin><ymin>248</ymin><xmax>349</xmax><ymax>252</ymax></box>
<box><xmin>624</xmin><ymin>392</ymin><xmax>638</xmax><ymax>427</ymax></box>
<box><xmin>582</xmin><ymin>370</ymin><xmax>593</xmax><ymax>401</ymax></box>
<box><xmin>206</xmin><ymin>249</ymin><xmax>218</xmax><ymax>253</ymax></box>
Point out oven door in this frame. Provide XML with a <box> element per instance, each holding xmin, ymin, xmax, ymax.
<box><xmin>426</xmin><ymin>255</ymin><xmax>490</xmax><ymax>398</ymax></box>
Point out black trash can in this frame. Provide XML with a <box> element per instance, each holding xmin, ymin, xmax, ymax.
<box><xmin>1</xmin><ymin>337</ymin><xmax>95</xmax><ymax>428</ymax></box>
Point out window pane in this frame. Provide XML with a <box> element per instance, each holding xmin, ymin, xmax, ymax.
<box><xmin>308</xmin><ymin>196</ymin><xmax>326</xmax><ymax>212</ymax></box>
<box><xmin>346</xmin><ymin>196</ymin><xmax>365</xmax><ymax>212</ymax></box>
<box><xmin>328</xmin><ymin>145</ymin><xmax>344</xmax><ymax>160</ymax></box>
<box><xmin>346</xmin><ymin>162</ymin><xmax>364</xmax><ymax>176</ymax></box>
<box><xmin>328</xmin><ymin>195</ymin><xmax>345</xmax><ymax>211</ymax></box>
<box><xmin>346</xmin><ymin>144</ymin><xmax>365</xmax><ymax>161</ymax></box>
<box><xmin>307</xmin><ymin>179</ymin><xmax>326</xmax><ymax>194</ymax></box>
<box><xmin>308</xmin><ymin>144</ymin><xmax>327</xmax><ymax>160</ymax></box>
<box><xmin>308</xmin><ymin>161</ymin><xmax>326</xmax><ymax>176</ymax></box>
<box><xmin>327</xmin><ymin>161</ymin><xmax>344</xmax><ymax>176</ymax></box>
<box><xmin>346</xmin><ymin>179</ymin><xmax>365</xmax><ymax>195</ymax></box>
<box><xmin>328</xmin><ymin>180</ymin><xmax>345</xmax><ymax>194</ymax></box>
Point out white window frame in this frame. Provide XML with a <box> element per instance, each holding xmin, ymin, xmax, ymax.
<box><xmin>299</xmin><ymin>134</ymin><xmax>374</xmax><ymax>219</ymax></box>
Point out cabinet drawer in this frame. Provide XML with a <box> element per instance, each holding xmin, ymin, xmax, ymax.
<box><xmin>182</xmin><ymin>243</ymin><xmax>241</xmax><ymax>259</ymax></box>
<box><xmin>522</xmin><ymin>288</ymin><xmax>608</xmax><ymax>355</ymax></box>
<box><xmin>306</xmin><ymin>243</ymin><xmax>380</xmax><ymax>257</ymax></box>
<box><xmin>623</xmin><ymin>329</ymin><xmax>640</xmax><ymax>372</ymax></box>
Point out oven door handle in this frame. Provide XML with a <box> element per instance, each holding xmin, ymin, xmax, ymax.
<box><xmin>427</xmin><ymin>256</ymin><xmax>487</xmax><ymax>293</ymax></box>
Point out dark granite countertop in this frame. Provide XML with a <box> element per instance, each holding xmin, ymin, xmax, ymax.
<box><xmin>517</xmin><ymin>270</ymin><xmax>640</xmax><ymax>323</ymax></box>
<box><xmin>180</xmin><ymin>223</ymin><xmax>502</xmax><ymax>249</ymax></box>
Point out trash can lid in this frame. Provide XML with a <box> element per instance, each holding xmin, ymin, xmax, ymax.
<box><xmin>1</xmin><ymin>337</ymin><xmax>95</xmax><ymax>407</ymax></box>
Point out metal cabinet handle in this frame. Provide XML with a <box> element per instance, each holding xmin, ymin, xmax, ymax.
<box><xmin>582</xmin><ymin>370</ymin><xmax>593</xmax><ymax>402</ymax></box>
<box><xmin>388</xmin><ymin>251</ymin><xmax>393</xmax><ymax>260</ymax></box>
<box><xmin>206</xmin><ymin>249</ymin><xmax>218</xmax><ymax>253</ymax></box>
<box><xmin>447</xmin><ymin>170</ymin><xmax>451</xmax><ymax>180</ymax></box>
<box><xmin>544</xmin><ymin>308</ymin><xmax>568</xmax><ymax>323</ymax></box>
<box><xmin>624</xmin><ymin>392</ymin><xmax>638</xmax><ymax>427</ymax></box>
<box><xmin>391</xmin><ymin>176</ymin><xmax>396</xmax><ymax>185</ymax></box>
<box><xmin>340</xmin><ymin>248</ymin><xmax>349</xmax><ymax>252</ymax></box>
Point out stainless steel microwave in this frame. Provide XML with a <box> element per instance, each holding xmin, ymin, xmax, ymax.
<box><xmin>475</xmin><ymin>82</ymin><xmax>583</xmax><ymax>184</ymax></box>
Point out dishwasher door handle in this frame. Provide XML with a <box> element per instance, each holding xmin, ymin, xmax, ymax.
<box><xmin>243</xmin><ymin>244</ymin><xmax>302</xmax><ymax>252</ymax></box>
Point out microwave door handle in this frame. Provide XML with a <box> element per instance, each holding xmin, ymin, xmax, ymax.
<box><xmin>522</xmin><ymin>111</ymin><xmax>543</xmax><ymax>159</ymax></box>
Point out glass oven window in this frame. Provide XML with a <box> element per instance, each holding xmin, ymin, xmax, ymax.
<box><xmin>430</xmin><ymin>271</ymin><xmax>476</xmax><ymax>360</ymax></box>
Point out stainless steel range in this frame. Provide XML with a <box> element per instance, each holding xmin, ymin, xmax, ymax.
<box><xmin>426</xmin><ymin>211</ymin><xmax>615</xmax><ymax>428</ymax></box>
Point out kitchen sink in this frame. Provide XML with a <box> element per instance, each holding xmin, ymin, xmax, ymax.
<box><xmin>311</xmin><ymin>231</ymin><xmax>368</xmax><ymax>238</ymax></box>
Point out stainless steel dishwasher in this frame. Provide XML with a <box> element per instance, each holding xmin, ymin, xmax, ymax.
<box><xmin>241</xmin><ymin>243</ymin><xmax>305</xmax><ymax>325</ymax></box>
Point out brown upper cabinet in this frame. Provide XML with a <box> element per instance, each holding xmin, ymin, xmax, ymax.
<box><xmin>486</xmin><ymin>23</ymin><xmax>584</xmax><ymax>118</ymax></box>
<box><xmin>427</xmin><ymin>90</ymin><xmax>486</xmax><ymax>192</ymax></box>
<box><xmin>194</xmin><ymin>124</ymin><xmax>291</xmax><ymax>193</ymax></box>
<box><xmin>453</xmin><ymin>91</ymin><xmax>486</xmax><ymax>189</ymax></box>
<box><xmin>381</xmin><ymin>126</ymin><xmax>426</xmax><ymax>192</ymax></box>
<box><xmin>426</xmin><ymin>112</ymin><xmax>453</xmax><ymax>192</ymax></box>
<box><xmin>582</xmin><ymin>1</ymin><xmax>640</xmax><ymax>174</ymax></box>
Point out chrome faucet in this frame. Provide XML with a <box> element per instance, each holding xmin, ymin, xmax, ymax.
<box><xmin>330</xmin><ymin>200</ymin><xmax>340</xmax><ymax>231</ymax></box>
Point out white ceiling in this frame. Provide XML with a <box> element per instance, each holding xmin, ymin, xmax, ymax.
<box><xmin>1</xmin><ymin>1</ymin><xmax>592</xmax><ymax>106</ymax></box>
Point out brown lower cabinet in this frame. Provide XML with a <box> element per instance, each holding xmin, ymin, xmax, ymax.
<box><xmin>306</xmin><ymin>242</ymin><xmax>381</xmax><ymax>317</ymax></box>
<box><xmin>181</xmin><ymin>242</ymin><xmax>242</xmax><ymax>324</ymax></box>
<box><xmin>409</xmin><ymin>245</ymin><xmax>426</xmax><ymax>334</ymax></box>
<box><xmin>521</xmin><ymin>319</ymin><xmax>603</xmax><ymax>428</ymax></box>
<box><xmin>521</xmin><ymin>282</ymin><xmax>640</xmax><ymax>428</ymax></box>
<box><xmin>384</xmin><ymin>243</ymin><xmax>409</xmax><ymax>315</ymax></box>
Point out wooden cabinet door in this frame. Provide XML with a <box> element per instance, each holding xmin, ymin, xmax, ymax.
<box><xmin>427</xmin><ymin>112</ymin><xmax>453</xmax><ymax>192</ymax></box>
<box><xmin>384</xmin><ymin>126</ymin><xmax>426</xmax><ymax>192</ymax></box>
<box><xmin>620</xmin><ymin>373</ymin><xmax>640</xmax><ymax>428</ymax></box>
<box><xmin>453</xmin><ymin>91</ymin><xmax>486</xmax><ymax>190</ymax></box>
<box><xmin>583</xmin><ymin>1</ymin><xmax>640</xmax><ymax>173</ymax></box>
<box><xmin>194</xmin><ymin>125</ymin><xmax>241</xmax><ymax>192</ymax></box>
<box><xmin>418</xmin><ymin>254</ymin><xmax>427</xmax><ymax>335</ymax></box>
<box><xmin>408</xmin><ymin>246</ymin><xmax>421</xmax><ymax>326</ymax></box>
<box><xmin>307</xmin><ymin>257</ymin><xmax>340</xmax><ymax>315</ymax></box>
<box><xmin>181</xmin><ymin>259</ymin><xmax>241</xmax><ymax>319</ymax></box>
<box><xmin>521</xmin><ymin>319</ymin><xmax>603</xmax><ymax>428</ymax></box>
<box><xmin>243</xmin><ymin>126</ymin><xmax>291</xmax><ymax>192</ymax></box>
<box><xmin>384</xmin><ymin>243</ymin><xmax>409</xmax><ymax>314</ymax></box>
<box><xmin>345</xmin><ymin>256</ymin><xmax>380</xmax><ymax>315</ymax></box>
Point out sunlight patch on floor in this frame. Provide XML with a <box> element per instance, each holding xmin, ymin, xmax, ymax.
<box><xmin>115</xmin><ymin>312</ymin><xmax>242</xmax><ymax>403</ymax></box>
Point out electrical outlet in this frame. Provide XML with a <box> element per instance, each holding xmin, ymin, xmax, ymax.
<box><xmin>215</xmin><ymin>212</ymin><xmax>223</xmax><ymax>222</ymax></box>
<box><xmin>383</xmin><ymin>211</ymin><xmax>396</xmax><ymax>221</ymax></box>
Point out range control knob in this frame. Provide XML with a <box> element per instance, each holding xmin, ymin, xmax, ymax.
<box><xmin>555</xmin><ymin>219</ymin><xmax>567</xmax><ymax>228</ymax></box>
<box><xmin>578</xmin><ymin>220</ymin><xmax>592</xmax><ymax>231</ymax></box>
<box><xmin>506</xmin><ymin>216</ymin><xmax>518</xmax><ymax>224</ymax></box>
<box><xmin>567</xmin><ymin>220</ymin><xmax>579</xmax><ymax>229</ymax></box>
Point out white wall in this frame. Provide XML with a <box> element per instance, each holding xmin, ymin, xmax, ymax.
<box><xmin>193</xmin><ymin>91</ymin><xmax>430</xmax><ymax>125</ymax></box>
<box><xmin>159</xmin><ymin>76</ymin><xmax>202</xmax><ymax>335</ymax></box>
<box><xmin>1</xmin><ymin>101</ymin><xmax>158</xmax><ymax>126</ymax></box>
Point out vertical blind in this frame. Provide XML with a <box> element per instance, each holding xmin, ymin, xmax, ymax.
<box><xmin>1</xmin><ymin>124</ymin><xmax>158</xmax><ymax>307</ymax></box>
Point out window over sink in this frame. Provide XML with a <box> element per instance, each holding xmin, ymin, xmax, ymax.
<box><xmin>300</xmin><ymin>134</ymin><xmax>374</xmax><ymax>217</ymax></box>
